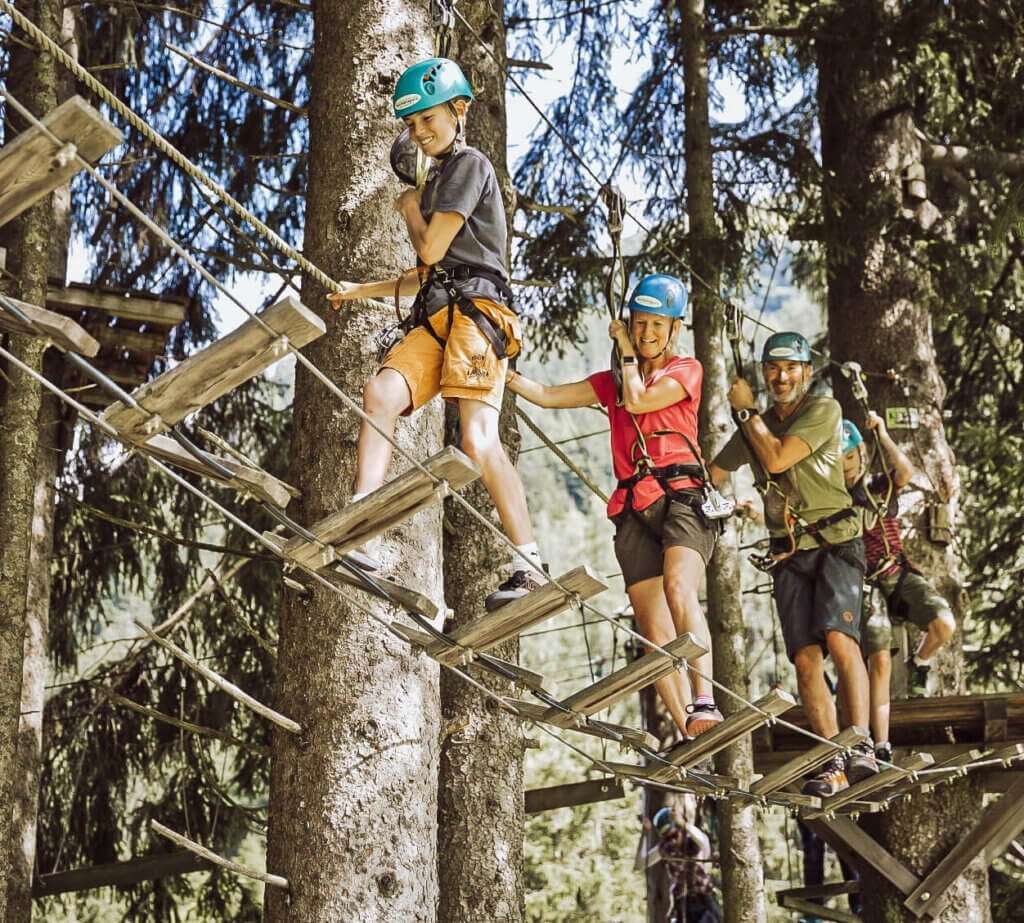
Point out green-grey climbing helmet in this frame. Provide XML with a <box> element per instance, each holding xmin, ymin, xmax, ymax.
<box><xmin>627</xmin><ymin>274</ymin><xmax>688</xmax><ymax>320</ymax></box>
<box><xmin>393</xmin><ymin>58</ymin><xmax>473</xmax><ymax>118</ymax></box>
<box><xmin>761</xmin><ymin>331</ymin><xmax>812</xmax><ymax>363</ymax></box>
<box><xmin>841</xmin><ymin>419</ymin><xmax>864</xmax><ymax>454</ymax></box>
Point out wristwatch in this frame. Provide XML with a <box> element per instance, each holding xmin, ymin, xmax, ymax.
<box><xmin>736</xmin><ymin>407</ymin><xmax>759</xmax><ymax>423</ymax></box>
<box><xmin>621</xmin><ymin>355</ymin><xmax>638</xmax><ymax>365</ymax></box>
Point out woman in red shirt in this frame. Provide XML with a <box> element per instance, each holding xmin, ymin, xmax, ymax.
<box><xmin>506</xmin><ymin>275</ymin><xmax>721</xmax><ymax>740</ymax></box>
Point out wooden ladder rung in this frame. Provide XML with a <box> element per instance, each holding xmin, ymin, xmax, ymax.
<box><xmin>542</xmin><ymin>633</ymin><xmax>706</xmax><ymax>728</ymax></box>
<box><xmin>803</xmin><ymin>752</ymin><xmax>935</xmax><ymax>820</ymax></box>
<box><xmin>525</xmin><ymin>778</ymin><xmax>626</xmax><ymax>814</ymax></box>
<box><xmin>650</xmin><ymin>688</ymin><xmax>796</xmax><ymax>781</ymax></box>
<box><xmin>426</xmin><ymin>565</ymin><xmax>607</xmax><ymax>666</ymax></box>
<box><xmin>0</xmin><ymin>294</ymin><xmax>100</xmax><ymax>356</ymax></box>
<box><xmin>505</xmin><ymin>699</ymin><xmax>657</xmax><ymax>750</ymax></box>
<box><xmin>144</xmin><ymin>434</ymin><xmax>299</xmax><ymax>509</ymax></box>
<box><xmin>890</xmin><ymin>747</ymin><xmax>983</xmax><ymax>798</ymax></box>
<box><xmin>280</xmin><ymin>446</ymin><xmax>480</xmax><ymax>571</ymax></box>
<box><xmin>0</xmin><ymin>95</ymin><xmax>123</xmax><ymax>228</ymax></box>
<box><xmin>777</xmin><ymin>894</ymin><xmax>861</xmax><ymax>923</ymax></box>
<box><xmin>601</xmin><ymin>759</ymin><xmax>742</xmax><ymax>795</ymax></box>
<box><xmin>751</xmin><ymin>727</ymin><xmax>869</xmax><ymax>796</ymax></box>
<box><xmin>102</xmin><ymin>296</ymin><xmax>325</xmax><ymax>440</ymax></box>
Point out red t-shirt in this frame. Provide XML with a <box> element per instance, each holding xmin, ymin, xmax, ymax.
<box><xmin>588</xmin><ymin>356</ymin><xmax>704</xmax><ymax>518</ymax></box>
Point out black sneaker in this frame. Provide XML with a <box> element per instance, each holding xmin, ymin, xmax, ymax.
<box><xmin>484</xmin><ymin>567</ymin><xmax>548</xmax><ymax>612</ymax></box>
<box><xmin>802</xmin><ymin>756</ymin><xmax>848</xmax><ymax>798</ymax></box>
<box><xmin>875</xmin><ymin>742</ymin><xmax>893</xmax><ymax>765</ymax></box>
<box><xmin>845</xmin><ymin>739</ymin><xmax>879</xmax><ymax>784</ymax></box>
<box><xmin>907</xmin><ymin>658</ymin><xmax>930</xmax><ymax>697</ymax></box>
<box><xmin>685</xmin><ymin>702</ymin><xmax>724</xmax><ymax>738</ymax></box>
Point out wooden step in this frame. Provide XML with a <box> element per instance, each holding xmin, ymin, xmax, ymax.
<box><xmin>102</xmin><ymin>296</ymin><xmax>324</xmax><ymax>440</ymax></box>
<box><xmin>0</xmin><ymin>294</ymin><xmax>100</xmax><ymax>356</ymax></box>
<box><xmin>751</xmin><ymin>727</ymin><xmax>869</xmax><ymax>797</ymax></box>
<box><xmin>280</xmin><ymin>446</ymin><xmax>480</xmax><ymax>571</ymax></box>
<box><xmin>506</xmin><ymin>700</ymin><xmax>656</xmax><ymax>750</ymax></box>
<box><xmin>650</xmin><ymin>688</ymin><xmax>796</xmax><ymax>782</ymax></box>
<box><xmin>145</xmin><ymin>434</ymin><xmax>299</xmax><ymax>508</ymax></box>
<box><xmin>525</xmin><ymin>778</ymin><xmax>626</xmax><ymax>814</ymax></box>
<box><xmin>803</xmin><ymin>752</ymin><xmax>934</xmax><ymax>820</ymax></box>
<box><xmin>898</xmin><ymin>748</ymin><xmax>983</xmax><ymax>797</ymax></box>
<box><xmin>422</xmin><ymin>565</ymin><xmax>607</xmax><ymax>667</ymax></box>
<box><xmin>542</xmin><ymin>634</ymin><xmax>706</xmax><ymax>728</ymax></box>
<box><xmin>47</xmin><ymin>283</ymin><xmax>187</xmax><ymax>328</ymax></box>
<box><xmin>601</xmin><ymin>759</ymin><xmax>747</xmax><ymax>797</ymax></box>
<box><xmin>0</xmin><ymin>95</ymin><xmax>123</xmax><ymax>228</ymax></box>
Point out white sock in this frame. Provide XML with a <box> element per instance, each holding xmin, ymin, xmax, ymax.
<box><xmin>515</xmin><ymin>542</ymin><xmax>544</xmax><ymax>573</ymax></box>
<box><xmin>915</xmin><ymin>652</ymin><xmax>932</xmax><ymax>665</ymax></box>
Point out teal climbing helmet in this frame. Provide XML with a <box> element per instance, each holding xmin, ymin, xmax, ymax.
<box><xmin>761</xmin><ymin>331</ymin><xmax>811</xmax><ymax>363</ymax></box>
<box><xmin>841</xmin><ymin>419</ymin><xmax>863</xmax><ymax>454</ymax></box>
<box><xmin>393</xmin><ymin>58</ymin><xmax>473</xmax><ymax>118</ymax></box>
<box><xmin>627</xmin><ymin>274</ymin><xmax>688</xmax><ymax>320</ymax></box>
<box><xmin>652</xmin><ymin>807</ymin><xmax>678</xmax><ymax>837</ymax></box>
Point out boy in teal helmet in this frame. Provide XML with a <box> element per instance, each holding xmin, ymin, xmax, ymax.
<box><xmin>329</xmin><ymin>57</ymin><xmax>546</xmax><ymax>610</ymax></box>
<box><xmin>709</xmin><ymin>331</ymin><xmax>877</xmax><ymax>797</ymax></box>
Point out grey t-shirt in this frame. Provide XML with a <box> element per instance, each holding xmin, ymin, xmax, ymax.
<box><xmin>712</xmin><ymin>394</ymin><xmax>860</xmax><ymax>549</ymax></box>
<box><xmin>419</xmin><ymin>147</ymin><xmax>509</xmax><ymax>312</ymax></box>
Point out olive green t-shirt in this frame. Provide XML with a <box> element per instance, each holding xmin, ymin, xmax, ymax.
<box><xmin>712</xmin><ymin>394</ymin><xmax>861</xmax><ymax>550</ymax></box>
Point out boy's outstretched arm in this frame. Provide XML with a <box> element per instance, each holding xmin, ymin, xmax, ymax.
<box><xmin>396</xmin><ymin>188</ymin><xmax>465</xmax><ymax>266</ymax></box>
<box><xmin>866</xmin><ymin>410</ymin><xmax>915</xmax><ymax>487</ymax></box>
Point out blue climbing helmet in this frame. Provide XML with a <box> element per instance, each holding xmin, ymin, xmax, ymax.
<box><xmin>653</xmin><ymin>807</ymin><xmax>678</xmax><ymax>837</ymax></box>
<box><xmin>626</xmin><ymin>274</ymin><xmax>688</xmax><ymax>320</ymax></box>
<box><xmin>841</xmin><ymin>419</ymin><xmax>864</xmax><ymax>454</ymax></box>
<box><xmin>761</xmin><ymin>331</ymin><xmax>812</xmax><ymax>363</ymax></box>
<box><xmin>393</xmin><ymin>58</ymin><xmax>473</xmax><ymax>118</ymax></box>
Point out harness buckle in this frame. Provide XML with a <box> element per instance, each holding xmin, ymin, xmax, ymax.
<box><xmin>749</xmin><ymin>552</ymin><xmax>778</xmax><ymax>573</ymax></box>
<box><xmin>700</xmin><ymin>486</ymin><xmax>735</xmax><ymax>521</ymax></box>
<box><xmin>375</xmin><ymin>323</ymin><xmax>405</xmax><ymax>364</ymax></box>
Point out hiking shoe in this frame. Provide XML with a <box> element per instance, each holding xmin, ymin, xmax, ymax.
<box><xmin>485</xmin><ymin>567</ymin><xmax>548</xmax><ymax>612</ymax></box>
<box><xmin>875</xmin><ymin>742</ymin><xmax>893</xmax><ymax>765</ymax></box>
<box><xmin>845</xmin><ymin>739</ymin><xmax>879</xmax><ymax>785</ymax></box>
<box><xmin>685</xmin><ymin>702</ymin><xmax>724</xmax><ymax>738</ymax></box>
<box><xmin>802</xmin><ymin>756</ymin><xmax>848</xmax><ymax>798</ymax></box>
<box><xmin>907</xmin><ymin>658</ymin><xmax>930</xmax><ymax>697</ymax></box>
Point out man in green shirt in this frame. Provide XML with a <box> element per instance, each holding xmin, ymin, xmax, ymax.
<box><xmin>709</xmin><ymin>332</ymin><xmax>877</xmax><ymax>798</ymax></box>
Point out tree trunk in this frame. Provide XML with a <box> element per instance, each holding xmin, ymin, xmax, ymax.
<box><xmin>437</xmin><ymin>4</ymin><xmax>525</xmax><ymax>922</ymax></box>
<box><xmin>818</xmin><ymin>2</ymin><xmax>987</xmax><ymax>919</ymax></box>
<box><xmin>640</xmin><ymin>676</ymin><xmax>673</xmax><ymax>921</ymax></box>
<box><xmin>0</xmin><ymin>0</ymin><xmax>62</xmax><ymax>916</ymax></box>
<box><xmin>681</xmin><ymin>1</ymin><xmax>765</xmax><ymax>921</ymax></box>
<box><xmin>265</xmin><ymin>4</ymin><xmax>440</xmax><ymax>921</ymax></box>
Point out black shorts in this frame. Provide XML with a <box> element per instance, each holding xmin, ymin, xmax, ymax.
<box><xmin>612</xmin><ymin>493</ymin><xmax>717</xmax><ymax>588</ymax></box>
<box><xmin>771</xmin><ymin>539</ymin><xmax>866</xmax><ymax>661</ymax></box>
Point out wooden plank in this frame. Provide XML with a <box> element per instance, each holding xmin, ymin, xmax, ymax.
<box><xmin>144</xmin><ymin>434</ymin><xmax>298</xmax><ymax>509</ymax></box>
<box><xmin>47</xmin><ymin>284</ymin><xmax>187</xmax><ymax>327</ymax></box>
<box><xmin>102</xmin><ymin>296</ymin><xmax>325</xmax><ymax>440</ymax></box>
<box><xmin>776</xmin><ymin>881</ymin><xmax>860</xmax><ymax>901</ymax></box>
<box><xmin>751</xmin><ymin>727</ymin><xmax>869</xmax><ymax>796</ymax></box>
<box><xmin>472</xmin><ymin>656</ymin><xmax>556</xmax><ymax>696</ymax></box>
<box><xmin>542</xmin><ymin>634</ymin><xmax>706</xmax><ymax>727</ymax></box>
<box><xmin>430</xmin><ymin>565</ymin><xmax>608</xmax><ymax>666</ymax></box>
<box><xmin>0</xmin><ymin>95</ymin><xmax>123</xmax><ymax>227</ymax></box>
<box><xmin>650</xmin><ymin>689</ymin><xmax>796</xmax><ymax>781</ymax></box>
<box><xmin>90</xmin><ymin>325</ymin><xmax>169</xmax><ymax>358</ymax></box>
<box><xmin>804</xmin><ymin>817</ymin><xmax>935</xmax><ymax>902</ymax></box>
<box><xmin>525</xmin><ymin>778</ymin><xmax>626</xmax><ymax>814</ymax></box>
<box><xmin>33</xmin><ymin>851</ymin><xmax>212</xmax><ymax>896</ymax></box>
<box><xmin>0</xmin><ymin>294</ymin><xmax>100</xmax><ymax>356</ymax></box>
<box><xmin>804</xmin><ymin>753</ymin><xmax>934</xmax><ymax>820</ymax></box>
<box><xmin>914</xmin><ymin>748</ymin><xmax>985</xmax><ymax>795</ymax></box>
<box><xmin>280</xmin><ymin>447</ymin><xmax>480</xmax><ymax>570</ymax></box>
<box><xmin>506</xmin><ymin>699</ymin><xmax>657</xmax><ymax>750</ymax></box>
<box><xmin>984</xmin><ymin>775</ymin><xmax>1024</xmax><ymax>864</ymax></box>
<box><xmin>777</xmin><ymin>895</ymin><xmax>861</xmax><ymax>923</ymax></box>
<box><xmin>326</xmin><ymin>560</ymin><xmax>443</xmax><ymax>622</ymax></box>
<box><xmin>601</xmin><ymin>759</ymin><xmax>748</xmax><ymax>797</ymax></box>
<box><xmin>906</xmin><ymin>775</ymin><xmax>1024</xmax><ymax>917</ymax></box>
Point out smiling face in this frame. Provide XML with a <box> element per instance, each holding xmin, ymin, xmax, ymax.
<box><xmin>629</xmin><ymin>310</ymin><xmax>679</xmax><ymax>360</ymax></box>
<box><xmin>402</xmin><ymin>100</ymin><xmax>465</xmax><ymax>158</ymax></box>
<box><xmin>762</xmin><ymin>359</ymin><xmax>812</xmax><ymax>406</ymax></box>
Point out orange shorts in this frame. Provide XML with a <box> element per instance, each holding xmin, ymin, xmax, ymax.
<box><xmin>381</xmin><ymin>297</ymin><xmax>521</xmax><ymax>413</ymax></box>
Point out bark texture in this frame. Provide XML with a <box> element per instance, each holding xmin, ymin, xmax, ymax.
<box><xmin>682</xmin><ymin>1</ymin><xmax>765</xmax><ymax>920</ymax></box>
<box><xmin>437</xmin><ymin>3</ymin><xmax>525</xmax><ymax>921</ymax></box>
<box><xmin>265</xmin><ymin>4</ymin><xmax>441</xmax><ymax>921</ymax></box>
<box><xmin>818</xmin><ymin>2</ymin><xmax>986</xmax><ymax>919</ymax></box>
<box><xmin>0</xmin><ymin>0</ymin><xmax>62</xmax><ymax>915</ymax></box>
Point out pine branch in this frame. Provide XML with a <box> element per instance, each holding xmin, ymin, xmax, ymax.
<box><xmin>922</xmin><ymin>142</ymin><xmax>1024</xmax><ymax>178</ymax></box>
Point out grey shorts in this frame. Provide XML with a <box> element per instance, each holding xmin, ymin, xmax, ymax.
<box><xmin>612</xmin><ymin>493</ymin><xmax>717</xmax><ymax>588</ymax></box>
<box><xmin>860</xmin><ymin>588</ymin><xmax>896</xmax><ymax>658</ymax></box>
<box><xmin>771</xmin><ymin>539</ymin><xmax>866</xmax><ymax>662</ymax></box>
<box><xmin>877</xmin><ymin>569</ymin><xmax>953</xmax><ymax>633</ymax></box>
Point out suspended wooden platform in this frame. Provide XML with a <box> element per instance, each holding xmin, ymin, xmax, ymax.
<box><xmin>525</xmin><ymin>777</ymin><xmax>626</xmax><ymax>814</ymax></box>
<box><xmin>0</xmin><ymin>293</ymin><xmax>99</xmax><ymax>356</ymax></box>
<box><xmin>280</xmin><ymin>446</ymin><xmax>481</xmax><ymax>571</ymax></box>
<box><xmin>503</xmin><ymin>698</ymin><xmax>656</xmax><ymax>750</ymax></box>
<box><xmin>0</xmin><ymin>95</ymin><xmax>122</xmax><ymax>228</ymax></box>
<box><xmin>751</xmin><ymin>726</ymin><xmax>869</xmax><ymax>798</ymax></box>
<box><xmin>102</xmin><ymin>295</ymin><xmax>324</xmax><ymax>439</ymax></box>
<box><xmin>803</xmin><ymin>752</ymin><xmax>934</xmax><ymax>820</ymax></box>
<box><xmin>47</xmin><ymin>282</ymin><xmax>188</xmax><ymax>330</ymax></box>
